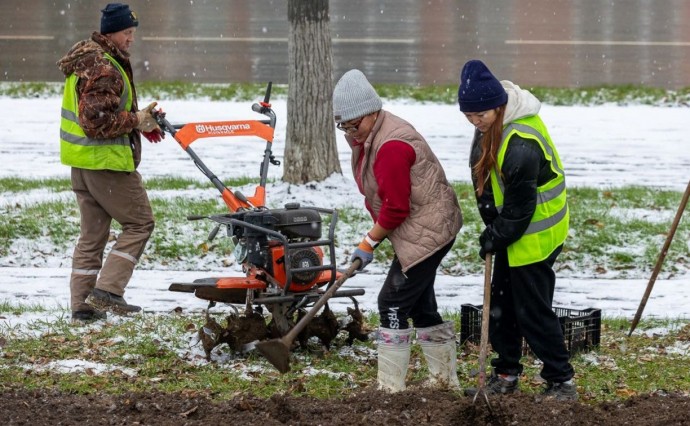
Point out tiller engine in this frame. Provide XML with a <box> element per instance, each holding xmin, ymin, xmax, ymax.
<box><xmin>155</xmin><ymin>84</ymin><xmax>369</xmax><ymax>360</ymax></box>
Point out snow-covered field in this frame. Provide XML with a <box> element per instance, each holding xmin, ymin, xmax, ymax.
<box><xmin>1</xmin><ymin>97</ymin><xmax>689</xmax><ymax>325</ymax></box>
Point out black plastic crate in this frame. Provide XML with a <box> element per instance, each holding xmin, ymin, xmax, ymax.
<box><xmin>460</xmin><ymin>304</ymin><xmax>601</xmax><ymax>357</ymax></box>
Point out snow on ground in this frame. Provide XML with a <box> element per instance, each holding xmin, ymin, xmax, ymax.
<box><xmin>1</xmin><ymin>267</ymin><xmax>688</xmax><ymax>321</ymax></box>
<box><xmin>1</xmin><ymin>96</ymin><xmax>689</xmax><ymax>334</ymax></box>
<box><xmin>2</xmin><ymin>98</ymin><xmax>689</xmax><ymax>191</ymax></box>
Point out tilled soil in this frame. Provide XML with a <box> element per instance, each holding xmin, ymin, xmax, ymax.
<box><xmin>1</xmin><ymin>387</ymin><xmax>689</xmax><ymax>425</ymax></box>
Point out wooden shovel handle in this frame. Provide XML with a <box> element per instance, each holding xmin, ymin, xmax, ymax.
<box><xmin>477</xmin><ymin>253</ymin><xmax>493</xmax><ymax>389</ymax></box>
<box><xmin>282</xmin><ymin>259</ymin><xmax>362</xmax><ymax>344</ymax></box>
<box><xmin>629</xmin><ymin>180</ymin><xmax>690</xmax><ymax>336</ymax></box>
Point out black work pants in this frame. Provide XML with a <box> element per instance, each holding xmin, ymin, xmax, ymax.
<box><xmin>489</xmin><ymin>245</ymin><xmax>574</xmax><ymax>383</ymax></box>
<box><xmin>377</xmin><ymin>240</ymin><xmax>454</xmax><ymax>329</ymax></box>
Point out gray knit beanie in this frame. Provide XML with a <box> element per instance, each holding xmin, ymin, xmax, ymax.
<box><xmin>333</xmin><ymin>69</ymin><xmax>382</xmax><ymax>123</ymax></box>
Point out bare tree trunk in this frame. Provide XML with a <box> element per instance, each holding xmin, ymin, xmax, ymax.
<box><xmin>284</xmin><ymin>0</ymin><xmax>341</xmax><ymax>184</ymax></box>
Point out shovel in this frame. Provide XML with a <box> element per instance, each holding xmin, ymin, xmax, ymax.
<box><xmin>473</xmin><ymin>253</ymin><xmax>493</xmax><ymax>405</ymax></box>
<box><xmin>256</xmin><ymin>259</ymin><xmax>362</xmax><ymax>373</ymax></box>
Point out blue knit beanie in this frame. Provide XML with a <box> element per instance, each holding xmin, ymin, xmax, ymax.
<box><xmin>457</xmin><ymin>60</ymin><xmax>508</xmax><ymax>113</ymax></box>
<box><xmin>100</xmin><ymin>3</ymin><xmax>138</xmax><ymax>34</ymax></box>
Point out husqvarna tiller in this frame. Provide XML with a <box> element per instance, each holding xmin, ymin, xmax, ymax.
<box><xmin>155</xmin><ymin>84</ymin><xmax>368</xmax><ymax>359</ymax></box>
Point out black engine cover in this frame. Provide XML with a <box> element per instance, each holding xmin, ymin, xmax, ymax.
<box><xmin>270</xmin><ymin>207</ymin><xmax>322</xmax><ymax>240</ymax></box>
<box><xmin>242</xmin><ymin>205</ymin><xmax>322</xmax><ymax>240</ymax></box>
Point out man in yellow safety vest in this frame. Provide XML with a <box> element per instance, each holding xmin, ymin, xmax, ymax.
<box><xmin>57</xmin><ymin>3</ymin><xmax>163</xmax><ymax>321</ymax></box>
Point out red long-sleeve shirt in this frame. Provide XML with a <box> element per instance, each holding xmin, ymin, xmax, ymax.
<box><xmin>356</xmin><ymin>140</ymin><xmax>416</xmax><ymax>230</ymax></box>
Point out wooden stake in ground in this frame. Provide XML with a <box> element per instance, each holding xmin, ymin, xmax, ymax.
<box><xmin>628</xmin><ymin>180</ymin><xmax>690</xmax><ymax>337</ymax></box>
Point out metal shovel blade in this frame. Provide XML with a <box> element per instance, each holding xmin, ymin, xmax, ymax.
<box><xmin>256</xmin><ymin>259</ymin><xmax>361</xmax><ymax>373</ymax></box>
<box><xmin>255</xmin><ymin>338</ymin><xmax>291</xmax><ymax>373</ymax></box>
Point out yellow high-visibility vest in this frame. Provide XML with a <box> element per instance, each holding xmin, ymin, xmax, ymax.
<box><xmin>60</xmin><ymin>52</ymin><xmax>134</xmax><ymax>171</ymax></box>
<box><xmin>489</xmin><ymin>114</ymin><xmax>569</xmax><ymax>266</ymax></box>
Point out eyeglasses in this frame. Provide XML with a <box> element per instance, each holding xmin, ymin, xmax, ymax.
<box><xmin>336</xmin><ymin>117</ymin><xmax>364</xmax><ymax>133</ymax></box>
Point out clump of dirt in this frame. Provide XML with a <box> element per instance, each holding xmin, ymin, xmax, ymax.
<box><xmin>198</xmin><ymin>308</ymin><xmax>270</xmax><ymax>360</ymax></box>
<box><xmin>297</xmin><ymin>303</ymin><xmax>340</xmax><ymax>349</ymax></box>
<box><xmin>198</xmin><ymin>302</ymin><xmax>370</xmax><ymax>359</ymax></box>
<box><xmin>1</xmin><ymin>387</ymin><xmax>688</xmax><ymax>425</ymax></box>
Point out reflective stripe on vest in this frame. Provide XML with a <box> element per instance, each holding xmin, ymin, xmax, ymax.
<box><xmin>490</xmin><ymin>115</ymin><xmax>569</xmax><ymax>267</ymax></box>
<box><xmin>60</xmin><ymin>52</ymin><xmax>135</xmax><ymax>171</ymax></box>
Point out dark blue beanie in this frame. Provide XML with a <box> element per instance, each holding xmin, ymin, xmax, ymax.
<box><xmin>457</xmin><ymin>60</ymin><xmax>508</xmax><ymax>113</ymax></box>
<box><xmin>100</xmin><ymin>3</ymin><xmax>138</xmax><ymax>34</ymax></box>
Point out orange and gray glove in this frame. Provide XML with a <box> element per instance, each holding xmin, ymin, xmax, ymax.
<box><xmin>350</xmin><ymin>232</ymin><xmax>380</xmax><ymax>270</ymax></box>
<box><xmin>135</xmin><ymin>102</ymin><xmax>161</xmax><ymax>133</ymax></box>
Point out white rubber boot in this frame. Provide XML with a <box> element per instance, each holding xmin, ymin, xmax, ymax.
<box><xmin>417</xmin><ymin>321</ymin><xmax>461</xmax><ymax>389</ymax></box>
<box><xmin>377</xmin><ymin>327</ymin><xmax>413</xmax><ymax>392</ymax></box>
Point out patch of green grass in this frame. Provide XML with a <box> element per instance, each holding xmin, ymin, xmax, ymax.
<box><xmin>369</xmin><ymin>83</ymin><xmax>690</xmax><ymax>106</ymax></box>
<box><xmin>565</xmin><ymin>320</ymin><xmax>690</xmax><ymax>400</ymax></box>
<box><xmin>528</xmin><ymin>84</ymin><xmax>690</xmax><ymax>106</ymax></box>
<box><xmin>0</xmin><ymin>301</ymin><xmax>51</xmax><ymax>314</ymax></box>
<box><xmin>0</xmin><ymin>177</ymin><xmax>260</xmax><ymax>261</ymax></box>
<box><xmin>138</xmin><ymin>81</ymin><xmax>289</xmax><ymax>101</ymax></box>
<box><xmin>0</xmin><ymin>81</ymin><xmax>288</xmax><ymax>102</ymax></box>
<box><xmin>0</xmin><ymin>200</ymin><xmax>80</xmax><ymax>255</ymax></box>
<box><xmin>0</xmin><ymin>177</ymin><xmax>71</xmax><ymax>193</ymax></box>
<box><xmin>146</xmin><ymin>197</ymin><xmax>238</xmax><ymax>261</ymax></box>
<box><xmin>0</xmin><ymin>311</ymin><xmax>687</xmax><ymax>403</ymax></box>
<box><xmin>2</xmin><ymin>81</ymin><xmax>690</xmax><ymax>106</ymax></box>
<box><xmin>145</xmin><ymin>176</ymin><xmax>259</xmax><ymax>191</ymax></box>
<box><xmin>2</xmin><ymin>181</ymin><xmax>689</xmax><ymax>277</ymax></box>
<box><xmin>334</xmin><ymin>206</ymin><xmax>370</xmax><ymax>225</ymax></box>
<box><xmin>447</xmin><ymin>184</ymin><xmax>690</xmax><ymax>276</ymax></box>
<box><xmin>0</xmin><ymin>82</ymin><xmax>64</xmax><ymax>98</ymax></box>
<box><xmin>560</xmin><ymin>186</ymin><xmax>690</xmax><ymax>277</ymax></box>
<box><xmin>0</xmin><ymin>175</ymin><xmax>259</xmax><ymax>193</ymax></box>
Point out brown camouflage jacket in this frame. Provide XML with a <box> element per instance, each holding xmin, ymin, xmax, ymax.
<box><xmin>57</xmin><ymin>32</ymin><xmax>142</xmax><ymax>168</ymax></box>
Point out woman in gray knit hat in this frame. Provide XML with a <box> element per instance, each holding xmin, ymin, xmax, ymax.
<box><xmin>333</xmin><ymin>69</ymin><xmax>463</xmax><ymax>392</ymax></box>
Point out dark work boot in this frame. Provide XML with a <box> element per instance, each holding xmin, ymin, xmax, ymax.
<box><xmin>71</xmin><ymin>309</ymin><xmax>107</xmax><ymax>323</ymax></box>
<box><xmin>543</xmin><ymin>380</ymin><xmax>578</xmax><ymax>401</ymax></box>
<box><xmin>464</xmin><ymin>372</ymin><xmax>519</xmax><ymax>397</ymax></box>
<box><xmin>85</xmin><ymin>288</ymin><xmax>141</xmax><ymax>316</ymax></box>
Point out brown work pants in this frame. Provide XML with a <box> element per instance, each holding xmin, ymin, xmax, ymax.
<box><xmin>69</xmin><ymin>168</ymin><xmax>155</xmax><ymax>312</ymax></box>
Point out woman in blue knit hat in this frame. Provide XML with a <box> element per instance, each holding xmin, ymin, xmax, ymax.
<box><xmin>457</xmin><ymin>60</ymin><xmax>577</xmax><ymax>401</ymax></box>
<box><xmin>333</xmin><ymin>69</ymin><xmax>463</xmax><ymax>392</ymax></box>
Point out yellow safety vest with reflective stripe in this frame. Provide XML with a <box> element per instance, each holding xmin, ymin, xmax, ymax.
<box><xmin>489</xmin><ymin>115</ymin><xmax>569</xmax><ymax>267</ymax></box>
<box><xmin>60</xmin><ymin>52</ymin><xmax>134</xmax><ymax>171</ymax></box>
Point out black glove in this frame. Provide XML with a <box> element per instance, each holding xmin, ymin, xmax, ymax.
<box><xmin>478</xmin><ymin>228</ymin><xmax>495</xmax><ymax>261</ymax></box>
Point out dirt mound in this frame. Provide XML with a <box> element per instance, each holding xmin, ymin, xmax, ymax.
<box><xmin>1</xmin><ymin>387</ymin><xmax>689</xmax><ymax>425</ymax></box>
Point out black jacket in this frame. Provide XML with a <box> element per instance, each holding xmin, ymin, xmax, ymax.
<box><xmin>470</xmin><ymin>129</ymin><xmax>557</xmax><ymax>253</ymax></box>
